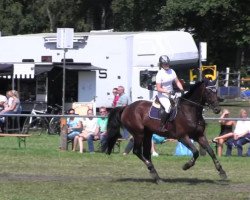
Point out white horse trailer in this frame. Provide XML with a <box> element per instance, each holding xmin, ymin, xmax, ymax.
<box><xmin>0</xmin><ymin>31</ymin><xmax>198</xmax><ymax>110</ymax></box>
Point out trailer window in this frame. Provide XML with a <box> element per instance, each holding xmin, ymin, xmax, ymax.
<box><xmin>140</xmin><ymin>70</ymin><xmax>157</xmax><ymax>90</ymax></box>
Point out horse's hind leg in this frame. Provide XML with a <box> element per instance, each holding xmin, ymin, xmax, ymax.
<box><xmin>198</xmin><ymin>135</ymin><xmax>227</xmax><ymax>179</ymax></box>
<box><xmin>133</xmin><ymin>134</ymin><xmax>161</xmax><ymax>184</ymax></box>
<box><xmin>179</xmin><ymin>137</ymin><xmax>199</xmax><ymax>170</ymax></box>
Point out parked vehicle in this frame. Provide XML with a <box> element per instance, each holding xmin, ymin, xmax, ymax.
<box><xmin>0</xmin><ymin>30</ymin><xmax>199</xmax><ymax>109</ymax></box>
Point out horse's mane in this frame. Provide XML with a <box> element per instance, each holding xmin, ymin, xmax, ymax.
<box><xmin>182</xmin><ymin>81</ymin><xmax>204</xmax><ymax>99</ymax></box>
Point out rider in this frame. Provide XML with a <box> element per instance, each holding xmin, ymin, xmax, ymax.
<box><xmin>156</xmin><ymin>55</ymin><xmax>184</xmax><ymax>131</ymax></box>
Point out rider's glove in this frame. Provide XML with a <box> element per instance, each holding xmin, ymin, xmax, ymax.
<box><xmin>169</xmin><ymin>91</ymin><xmax>175</xmax><ymax>95</ymax></box>
<box><xmin>180</xmin><ymin>90</ymin><xmax>185</xmax><ymax>96</ymax></box>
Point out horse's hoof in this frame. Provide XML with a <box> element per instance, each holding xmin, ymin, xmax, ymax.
<box><xmin>219</xmin><ymin>172</ymin><xmax>227</xmax><ymax>180</ymax></box>
<box><xmin>182</xmin><ymin>163</ymin><xmax>190</xmax><ymax>170</ymax></box>
<box><xmin>155</xmin><ymin>178</ymin><xmax>163</xmax><ymax>184</ymax></box>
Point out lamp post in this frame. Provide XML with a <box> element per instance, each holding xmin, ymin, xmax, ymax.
<box><xmin>199</xmin><ymin>42</ymin><xmax>207</xmax><ymax>81</ymax></box>
<box><xmin>57</xmin><ymin>28</ymin><xmax>74</xmax><ymax>114</ymax></box>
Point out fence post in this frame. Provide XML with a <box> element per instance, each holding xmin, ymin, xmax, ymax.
<box><xmin>60</xmin><ymin>117</ymin><xmax>68</xmax><ymax>150</ymax></box>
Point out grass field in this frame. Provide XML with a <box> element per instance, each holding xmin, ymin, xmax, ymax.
<box><xmin>0</xmin><ymin>121</ymin><xmax>249</xmax><ymax>200</ymax></box>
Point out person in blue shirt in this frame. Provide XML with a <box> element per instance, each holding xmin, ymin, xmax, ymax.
<box><xmin>116</xmin><ymin>86</ymin><xmax>130</xmax><ymax>107</ymax></box>
<box><xmin>87</xmin><ymin>106</ymin><xmax>108</xmax><ymax>153</ymax></box>
<box><xmin>67</xmin><ymin>108</ymin><xmax>83</xmax><ymax>140</ymax></box>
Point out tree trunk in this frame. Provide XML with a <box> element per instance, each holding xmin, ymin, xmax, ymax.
<box><xmin>60</xmin><ymin>117</ymin><xmax>68</xmax><ymax>150</ymax></box>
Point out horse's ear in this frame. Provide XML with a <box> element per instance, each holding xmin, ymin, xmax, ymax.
<box><xmin>202</xmin><ymin>77</ymin><xmax>210</xmax><ymax>86</ymax></box>
<box><xmin>211</xmin><ymin>77</ymin><xmax>218</xmax><ymax>86</ymax></box>
<box><xmin>203</xmin><ymin>77</ymin><xmax>217</xmax><ymax>86</ymax></box>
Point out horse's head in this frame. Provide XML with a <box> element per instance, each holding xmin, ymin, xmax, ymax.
<box><xmin>203</xmin><ymin>78</ymin><xmax>221</xmax><ymax>114</ymax></box>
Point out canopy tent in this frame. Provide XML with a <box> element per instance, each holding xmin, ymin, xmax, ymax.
<box><xmin>0</xmin><ymin>62</ymin><xmax>104</xmax><ymax>79</ymax></box>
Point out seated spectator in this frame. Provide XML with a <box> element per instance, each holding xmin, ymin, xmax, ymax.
<box><xmin>73</xmin><ymin>109</ymin><xmax>98</xmax><ymax>153</ymax></box>
<box><xmin>123</xmin><ymin>133</ymin><xmax>168</xmax><ymax>157</ymax></box>
<box><xmin>87</xmin><ymin>106</ymin><xmax>108</xmax><ymax>152</ymax></box>
<box><xmin>213</xmin><ymin>109</ymin><xmax>250</xmax><ymax>156</ymax></box>
<box><xmin>0</xmin><ymin>94</ymin><xmax>7</xmax><ymax>132</ymax></box>
<box><xmin>123</xmin><ymin>136</ymin><xmax>134</xmax><ymax>155</ymax></box>
<box><xmin>235</xmin><ymin>132</ymin><xmax>250</xmax><ymax>157</ymax></box>
<box><xmin>246</xmin><ymin>143</ymin><xmax>250</xmax><ymax>157</ymax></box>
<box><xmin>0</xmin><ymin>90</ymin><xmax>21</xmax><ymax>132</ymax></box>
<box><xmin>151</xmin><ymin>134</ymin><xmax>167</xmax><ymax>157</ymax></box>
<box><xmin>214</xmin><ymin>109</ymin><xmax>236</xmax><ymax>156</ymax></box>
<box><xmin>0</xmin><ymin>90</ymin><xmax>21</xmax><ymax>114</ymax></box>
<box><xmin>66</xmin><ymin>108</ymin><xmax>83</xmax><ymax>141</ymax></box>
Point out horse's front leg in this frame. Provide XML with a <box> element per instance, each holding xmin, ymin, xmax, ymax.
<box><xmin>179</xmin><ymin>137</ymin><xmax>199</xmax><ymax>170</ymax></box>
<box><xmin>133</xmin><ymin>134</ymin><xmax>161</xmax><ymax>184</ymax></box>
<box><xmin>198</xmin><ymin>135</ymin><xmax>227</xmax><ymax>180</ymax></box>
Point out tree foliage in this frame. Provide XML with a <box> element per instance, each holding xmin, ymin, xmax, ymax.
<box><xmin>161</xmin><ymin>0</ymin><xmax>250</xmax><ymax>69</ymax></box>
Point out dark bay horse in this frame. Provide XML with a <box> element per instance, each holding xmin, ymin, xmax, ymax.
<box><xmin>102</xmin><ymin>79</ymin><xmax>227</xmax><ymax>183</ymax></box>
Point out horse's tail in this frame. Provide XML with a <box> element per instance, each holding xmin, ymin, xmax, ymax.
<box><xmin>101</xmin><ymin>106</ymin><xmax>125</xmax><ymax>154</ymax></box>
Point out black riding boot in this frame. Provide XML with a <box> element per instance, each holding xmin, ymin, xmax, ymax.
<box><xmin>158</xmin><ymin>111</ymin><xmax>169</xmax><ymax>132</ymax></box>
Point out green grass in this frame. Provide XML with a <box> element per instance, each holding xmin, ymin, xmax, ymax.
<box><xmin>0</xmin><ymin>125</ymin><xmax>249</xmax><ymax>200</ymax></box>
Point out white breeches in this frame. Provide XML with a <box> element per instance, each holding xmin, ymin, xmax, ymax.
<box><xmin>158</xmin><ymin>96</ymin><xmax>171</xmax><ymax>113</ymax></box>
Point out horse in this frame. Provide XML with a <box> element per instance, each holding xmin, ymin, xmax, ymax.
<box><xmin>102</xmin><ymin>79</ymin><xmax>227</xmax><ymax>183</ymax></box>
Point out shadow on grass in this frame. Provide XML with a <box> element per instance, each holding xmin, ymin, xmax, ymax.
<box><xmin>115</xmin><ymin>177</ymin><xmax>231</xmax><ymax>185</ymax></box>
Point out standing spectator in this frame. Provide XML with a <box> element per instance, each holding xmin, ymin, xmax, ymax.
<box><xmin>215</xmin><ymin>109</ymin><xmax>236</xmax><ymax>156</ymax></box>
<box><xmin>116</xmin><ymin>85</ymin><xmax>130</xmax><ymax>139</ymax></box>
<box><xmin>67</xmin><ymin>108</ymin><xmax>83</xmax><ymax>141</ymax></box>
<box><xmin>73</xmin><ymin>109</ymin><xmax>98</xmax><ymax>153</ymax></box>
<box><xmin>112</xmin><ymin>88</ymin><xmax>119</xmax><ymax>107</ymax></box>
<box><xmin>213</xmin><ymin>109</ymin><xmax>250</xmax><ymax>156</ymax></box>
<box><xmin>87</xmin><ymin>106</ymin><xmax>108</xmax><ymax>151</ymax></box>
<box><xmin>116</xmin><ymin>86</ymin><xmax>130</xmax><ymax>107</ymax></box>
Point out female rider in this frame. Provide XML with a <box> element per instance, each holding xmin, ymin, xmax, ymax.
<box><xmin>156</xmin><ymin>55</ymin><xmax>184</xmax><ymax>131</ymax></box>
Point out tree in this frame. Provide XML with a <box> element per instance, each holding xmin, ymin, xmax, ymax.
<box><xmin>161</xmin><ymin>0</ymin><xmax>250</xmax><ymax>70</ymax></box>
<box><xmin>0</xmin><ymin>0</ymin><xmax>24</xmax><ymax>35</ymax></box>
<box><xmin>111</xmin><ymin>0</ymin><xmax>165</xmax><ymax>31</ymax></box>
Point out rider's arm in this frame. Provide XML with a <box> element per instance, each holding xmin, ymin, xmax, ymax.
<box><xmin>174</xmin><ymin>78</ymin><xmax>184</xmax><ymax>91</ymax></box>
<box><xmin>156</xmin><ymin>83</ymin><xmax>171</xmax><ymax>95</ymax></box>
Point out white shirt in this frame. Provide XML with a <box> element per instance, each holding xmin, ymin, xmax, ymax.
<box><xmin>156</xmin><ymin>68</ymin><xmax>177</xmax><ymax>97</ymax></box>
<box><xmin>81</xmin><ymin>117</ymin><xmax>97</xmax><ymax>133</ymax></box>
<box><xmin>234</xmin><ymin>120</ymin><xmax>250</xmax><ymax>135</ymax></box>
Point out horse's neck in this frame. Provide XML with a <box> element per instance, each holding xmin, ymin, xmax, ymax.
<box><xmin>186</xmin><ymin>84</ymin><xmax>205</xmax><ymax>105</ymax></box>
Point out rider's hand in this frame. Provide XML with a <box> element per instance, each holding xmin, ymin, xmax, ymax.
<box><xmin>180</xmin><ymin>90</ymin><xmax>185</xmax><ymax>96</ymax></box>
<box><xmin>169</xmin><ymin>91</ymin><xmax>175</xmax><ymax>95</ymax></box>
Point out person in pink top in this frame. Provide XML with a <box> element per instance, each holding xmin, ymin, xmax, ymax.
<box><xmin>112</xmin><ymin>87</ymin><xmax>119</xmax><ymax>107</ymax></box>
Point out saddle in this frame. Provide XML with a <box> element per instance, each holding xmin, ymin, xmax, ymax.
<box><xmin>149</xmin><ymin>96</ymin><xmax>178</xmax><ymax>121</ymax></box>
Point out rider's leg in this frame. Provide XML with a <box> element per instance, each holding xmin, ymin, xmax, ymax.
<box><xmin>158</xmin><ymin>97</ymin><xmax>171</xmax><ymax>131</ymax></box>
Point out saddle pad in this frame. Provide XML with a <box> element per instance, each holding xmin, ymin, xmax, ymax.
<box><xmin>149</xmin><ymin>104</ymin><xmax>177</xmax><ymax>121</ymax></box>
<box><xmin>148</xmin><ymin>105</ymin><xmax>161</xmax><ymax>120</ymax></box>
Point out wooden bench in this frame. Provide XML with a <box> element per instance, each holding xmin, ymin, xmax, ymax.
<box><xmin>0</xmin><ymin>133</ymin><xmax>31</xmax><ymax>148</ymax></box>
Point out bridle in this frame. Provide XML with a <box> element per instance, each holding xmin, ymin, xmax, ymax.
<box><xmin>179</xmin><ymin>84</ymin><xmax>217</xmax><ymax>110</ymax></box>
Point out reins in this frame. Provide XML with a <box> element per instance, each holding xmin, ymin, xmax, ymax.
<box><xmin>179</xmin><ymin>96</ymin><xmax>203</xmax><ymax>107</ymax></box>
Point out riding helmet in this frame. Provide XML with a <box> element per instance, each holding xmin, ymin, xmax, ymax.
<box><xmin>159</xmin><ymin>55</ymin><xmax>170</xmax><ymax>65</ymax></box>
